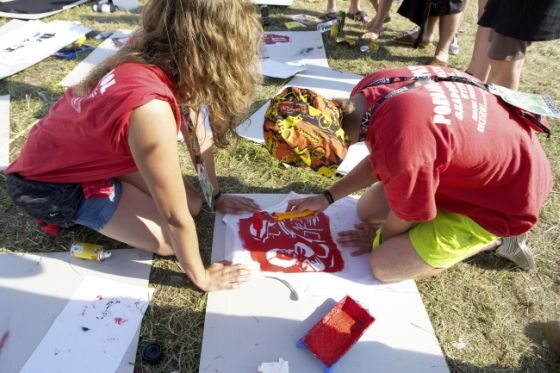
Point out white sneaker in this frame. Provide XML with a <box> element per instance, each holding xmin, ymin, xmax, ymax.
<box><xmin>495</xmin><ymin>233</ymin><xmax>536</xmax><ymax>270</ymax></box>
<box><xmin>449</xmin><ymin>33</ymin><xmax>460</xmax><ymax>55</ymax></box>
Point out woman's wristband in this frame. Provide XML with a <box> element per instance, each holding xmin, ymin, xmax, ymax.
<box><xmin>322</xmin><ymin>189</ymin><xmax>335</xmax><ymax>205</ymax></box>
<box><xmin>212</xmin><ymin>191</ymin><xmax>222</xmax><ymax>206</ymax></box>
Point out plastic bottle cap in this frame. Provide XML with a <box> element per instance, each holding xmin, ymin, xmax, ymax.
<box><xmin>142</xmin><ymin>342</ymin><xmax>163</xmax><ymax>364</ymax></box>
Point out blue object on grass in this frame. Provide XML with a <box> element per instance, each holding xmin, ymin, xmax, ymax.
<box><xmin>53</xmin><ymin>44</ymin><xmax>94</xmax><ymax>60</ymax></box>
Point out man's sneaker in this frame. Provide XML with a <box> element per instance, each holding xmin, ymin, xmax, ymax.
<box><xmin>495</xmin><ymin>234</ymin><xmax>536</xmax><ymax>270</ymax></box>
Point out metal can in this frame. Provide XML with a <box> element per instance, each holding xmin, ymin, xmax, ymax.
<box><xmin>359</xmin><ymin>45</ymin><xmax>370</xmax><ymax>53</ymax></box>
<box><xmin>70</xmin><ymin>242</ymin><xmax>112</xmax><ymax>261</ymax></box>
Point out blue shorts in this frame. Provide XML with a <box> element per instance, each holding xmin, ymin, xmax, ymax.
<box><xmin>73</xmin><ymin>179</ymin><xmax>122</xmax><ymax>231</ymax></box>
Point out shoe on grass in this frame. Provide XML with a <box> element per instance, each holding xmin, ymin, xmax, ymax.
<box><xmin>495</xmin><ymin>233</ymin><xmax>536</xmax><ymax>270</ymax></box>
<box><xmin>393</xmin><ymin>33</ymin><xmax>429</xmax><ymax>48</ymax></box>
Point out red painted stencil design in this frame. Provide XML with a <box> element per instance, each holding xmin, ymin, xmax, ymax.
<box><xmin>238</xmin><ymin>211</ymin><xmax>344</xmax><ymax>273</ymax></box>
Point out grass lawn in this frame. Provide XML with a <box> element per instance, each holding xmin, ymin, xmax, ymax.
<box><xmin>1</xmin><ymin>1</ymin><xmax>559</xmax><ymax>372</ymax></box>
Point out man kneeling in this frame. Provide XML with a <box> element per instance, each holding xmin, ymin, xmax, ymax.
<box><xmin>263</xmin><ymin>66</ymin><xmax>552</xmax><ymax>282</ymax></box>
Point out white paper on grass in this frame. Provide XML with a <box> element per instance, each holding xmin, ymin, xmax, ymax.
<box><xmin>21</xmin><ymin>276</ymin><xmax>153</xmax><ymax>373</ymax></box>
<box><xmin>0</xmin><ymin>0</ymin><xmax>89</xmax><ymax>20</ymax></box>
<box><xmin>0</xmin><ymin>249</ymin><xmax>152</xmax><ymax>373</ymax></box>
<box><xmin>113</xmin><ymin>0</ymin><xmax>139</xmax><ymax>10</ymax></box>
<box><xmin>60</xmin><ymin>29</ymin><xmax>133</xmax><ymax>87</ymax></box>
<box><xmin>0</xmin><ymin>95</ymin><xmax>9</xmax><ymax>171</ymax></box>
<box><xmin>0</xmin><ymin>20</ymin><xmax>91</xmax><ymax>80</ymax></box>
<box><xmin>201</xmin><ymin>194</ymin><xmax>449</xmax><ymax>373</ymax></box>
<box><xmin>0</xmin><ymin>19</ymin><xmax>26</xmax><ymax>38</ymax></box>
<box><xmin>261</xmin><ymin>59</ymin><xmax>306</xmax><ymax>79</ymax></box>
<box><xmin>251</xmin><ymin>0</ymin><xmax>293</xmax><ymax>5</ymax></box>
<box><xmin>335</xmin><ymin>142</ymin><xmax>369</xmax><ymax>176</ymax></box>
<box><xmin>261</xmin><ymin>31</ymin><xmax>328</xmax><ymax>68</ymax></box>
<box><xmin>222</xmin><ymin>192</ymin><xmax>377</xmax><ymax>298</ymax></box>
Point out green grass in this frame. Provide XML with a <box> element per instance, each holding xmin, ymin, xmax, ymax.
<box><xmin>1</xmin><ymin>1</ymin><xmax>559</xmax><ymax>372</ymax></box>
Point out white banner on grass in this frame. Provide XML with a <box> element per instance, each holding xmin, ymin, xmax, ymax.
<box><xmin>20</xmin><ymin>276</ymin><xmax>153</xmax><ymax>373</ymax></box>
<box><xmin>60</xmin><ymin>29</ymin><xmax>133</xmax><ymax>87</ymax></box>
<box><xmin>0</xmin><ymin>20</ymin><xmax>91</xmax><ymax>80</ymax></box>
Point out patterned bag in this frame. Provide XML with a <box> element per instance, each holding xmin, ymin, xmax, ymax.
<box><xmin>263</xmin><ymin>87</ymin><xmax>348</xmax><ymax>177</ymax></box>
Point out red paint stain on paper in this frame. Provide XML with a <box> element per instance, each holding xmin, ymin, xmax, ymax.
<box><xmin>262</xmin><ymin>34</ymin><xmax>290</xmax><ymax>45</ymax></box>
<box><xmin>114</xmin><ymin>317</ymin><xmax>127</xmax><ymax>325</ymax></box>
<box><xmin>238</xmin><ymin>211</ymin><xmax>344</xmax><ymax>273</ymax></box>
<box><xmin>81</xmin><ymin>305</ymin><xmax>88</xmax><ymax>316</ymax></box>
<box><xmin>0</xmin><ymin>331</ymin><xmax>10</xmax><ymax>356</ymax></box>
<box><xmin>53</xmin><ymin>348</ymin><xmax>60</xmax><ymax>356</ymax></box>
<box><xmin>96</xmin><ymin>295</ymin><xmax>104</xmax><ymax>300</ymax></box>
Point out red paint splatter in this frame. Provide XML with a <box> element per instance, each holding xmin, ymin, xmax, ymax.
<box><xmin>81</xmin><ymin>305</ymin><xmax>88</xmax><ymax>316</ymax></box>
<box><xmin>238</xmin><ymin>211</ymin><xmax>344</xmax><ymax>273</ymax></box>
<box><xmin>302</xmin><ymin>296</ymin><xmax>375</xmax><ymax>368</ymax></box>
<box><xmin>96</xmin><ymin>295</ymin><xmax>104</xmax><ymax>300</ymax></box>
<box><xmin>0</xmin><ymin>331</ymin><xmax>10</xmax><ymax>356</ymax></box>
<box><xmin>114</xmin><ymin>317</ymin><xmax>127</xmax><ymax>325</ymax></box>
<box><xmin>262</xmin><ymin>34</ymin><xmax>290</xmax><ymax>45</ymax></box>
<box><xmin>53</xmin><ymin>348</ymin><xmax>60</xmax><ymax>356</ymax></box>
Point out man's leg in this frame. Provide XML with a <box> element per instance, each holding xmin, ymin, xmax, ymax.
<box><xmin>368</xmin><ymin>233</ymin><xmax>500</xmax><ymax>282</ymax></box>
<box><xmin>485</xmin><ymin>31</ymin><xmax>530</xmax><ymax>90</ymax></box>
<box><xmin>487</xmin><ymin>58</ymin><xmax>525</xmax><ymax>90</ymax></box>
<box><xmin>431</xmin><ymin>12</ymin><xmax>463</xmax><ymax>65</ymax></box>
<box><xmin>466</xmin><ymin>0</ymin><xmax>491</xmax><ymax>79</ymax></box>
<box><xmin>356</xmin><ymin>181</ymin><xmax>390</xmax><ymax>224</ymax></box>
<box><xmin>326</xmin><ymin>0</ymin><xmax>337</xmax><ymax>14</ymax></box>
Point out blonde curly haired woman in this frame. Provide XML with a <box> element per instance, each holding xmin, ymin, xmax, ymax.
<box><xmin>5</xmin><ymin>0</ymin><xmax>262</xmax><ymax>291</ymax></box>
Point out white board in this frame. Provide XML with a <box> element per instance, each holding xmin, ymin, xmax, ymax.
<box><xmin>20</xmin><ymin>277</ymin><xmax>153</xmax><ymax>373</ymax></box>
<box><xmin>261</xmin><ymin>31</ymin><xmax>328</xmax><ymax>68</ymax></box>
<box><xmin>251</xmin><ymin>0</ymin><xmax>293</xmax><ymax>6</ymax></box>
<box><xmin>0</xmin><ymin>95</ymin><xmax>9</xmax><ymax>170</ymax></box>
<box><xmin>0</xmin><ymin>20</ymin><xmax>91</xmax><ymax>80</ymax></box>
<box><xmin>200</xmin><ymin>194</ymin><xmax>449</xmax><ymax>373</ymax></box>
<box><xmin>0</xmin><ymin>0</ymin><xmax>89</xmax><ymax>20</ymax></box>
<box><xmin>59</xmin><ymin>30</ymin><xmax>133</xmax><ymax>87</ymax></box>
<box><xmin>0</xmin><ymin>249</ymin><xmax>153</xmax><ymax>373</ymax></box>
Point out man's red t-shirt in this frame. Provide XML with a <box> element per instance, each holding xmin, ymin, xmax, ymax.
<box><xmin>6</xmin><ymin>62</ymin><xmax>181</xmax><ymax>183</ymax></box>
<box><xmin>351</xmin><ymin>66</ymin><xmax>552</xmax><ymax>237</ymax></box>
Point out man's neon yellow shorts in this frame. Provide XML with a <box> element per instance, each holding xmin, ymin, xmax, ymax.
<box><xmin>408</xmin><ymin>210</ymin><xmax>498</xmax><ymax>269</ymax></box>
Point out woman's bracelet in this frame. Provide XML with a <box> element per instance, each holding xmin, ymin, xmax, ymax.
<box><xmin>212</xmin><ymin>191</ymin><xmax>222</xmax><ymax>206</ymax></box>
<box><xmin>322</xmin><ymin>189</ymin><xmax>335</xmax><ymax>205</ymax></box>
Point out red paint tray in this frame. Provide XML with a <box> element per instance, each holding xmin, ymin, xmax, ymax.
<box><xmin>297</xmin><ymin>295</ymin><xmax>375</xmax><ymax>372</ymax></box>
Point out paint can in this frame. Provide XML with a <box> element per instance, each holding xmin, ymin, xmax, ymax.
<box><xmin>70</xmin><ymin>242</ymin><xmax>112</xmax><ymax>261</ymax></box>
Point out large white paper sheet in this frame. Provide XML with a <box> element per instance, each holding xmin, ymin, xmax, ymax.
<box><xmin>0</xmin><ymin>249</ymin><xmax>152</xmax><ymax>373</ymax></box>
<box><xmin>0</xmin><ymin>0</ymin><xmax>89</xmax><ymax>20</ymax></box>
<box><xmin>261</xmin><ymin>31</ymin><xmax>327</xmax><ymax>68</ymax></box>
<box><xmin>201</xmin><ymin>194</ymin><xmax>449</xmax><ymax>373</ymax></box>
<box><xmin>60</xmin><ymin>30</ymin><xmax>133</xmax><ymax>87</ymax></box>
<box><xmin>251</xmin><ymin>0</ymin><xmax>293</xmax><ymax>5</ymax></box>
<box><xmin>0</xmin><ymin>20</ymin><xmax>91</xmax><ymax>80</ymax></box>
<box><xmin>336</xmin><ymin>142</ymin><xmax>369</xmax><ymax>176</ymax></box>
<box><xmin>261</xmin><ymin>59</ymin><xmax>306</xmax><ymax>79</ymax></box>
<box><xmin>21</xmin><ymin>277</ymin><xmax>153</xmax><ymax>373</ymax></box>
<box><xmin>0</xmin><ymin>95</ymin><xmax>9</xmax><ymax>170</ymax></box>
<box><xmin>223</xmin><ymin>193</ymin><xmax>368</xmax><ymax>282</ymax></box>
<box><xmin>0</xmin><ymin>19</ymin><xmax>27</xmax><ymax>38</ymax></box>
